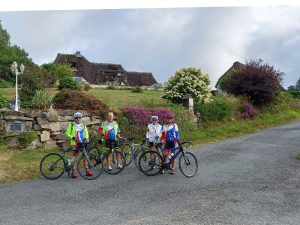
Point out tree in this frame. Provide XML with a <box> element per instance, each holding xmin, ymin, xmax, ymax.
<box><xmin>41</xmin><ymin>63</ymin><xmax>74</xmax><ymax>87</ymax></box>
<box><xmin>295</xmin><ymin>77</ymin><xmax>300</xmax><ymax>91</ymax></box>
<box><xmin>227</xmin><ymin>59</ymin><xmax>284</xmax><ymax>106</ymax></box>
<box><xmin>0</xmin><ymin>20</ymin><xmax>34</xmax><ymax>80</ymax></box>
<box><xmin>162</xmin><ymin>67</ymin><xmax>212</xmax><ymax>104</ymax></box>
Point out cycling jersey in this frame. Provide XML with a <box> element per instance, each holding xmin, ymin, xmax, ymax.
<box><xmin>146</xmin><ymin>123</ymin><xmax>162</xmax><ymax>143</ymax></box>
<box><xmin>161</xmin><ymin>123</ymin><xmax>180</xmax><ymax>142</ymax></box>
<box><xmin>99</xmin><ymin>120</ymin><xmax>120</xmax><ymax>141</ymax></box>
<box><xmin>66</xmin><ymin>122</ymin><xmax>89</xmax><ymax>148</ymax></box>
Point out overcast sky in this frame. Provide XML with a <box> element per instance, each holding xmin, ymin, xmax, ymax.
<box><xmin>1</xmin><ymin>6</ymin><xmax>300</xmax><ymax>88</ymax></box>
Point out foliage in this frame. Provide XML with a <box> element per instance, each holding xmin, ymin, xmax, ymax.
<box><xmin>58</xmin><ymin>76</ymin><xmax>81</xmax><ymax>90</ymax></box>
<box><xmin>226</xmin><ymin>59</ymin><xmax>284</xmax><ymax>106</ymax></box>
<box><xmin>287</xmin><ymin>91</ymin><xmax>300</xmax><ymax>99</ymax></box>
<box><xmin>0</xmin><ymin>21</ymin><xmax>35</xmax><ymax>80</ymax></box>
<box><xmin>0</xmin><ymin>131</ymin><xmax>37</xmax><ymax>150</ymax></box>
<box><xmin>163</xmin><ymin>67</ymin><xmax>212</xmax><ymax>104</ymax></box>
<box><xmin>237</xmin><ymin>102</ymin><xmax>259</xmax><ymax>119</ymax></box>
<box><xmin>53</xmin><ymin>90</ymin><xmax>108</xmax><ymax>116</ymax></box>
<box><xmin>106</xmin><ymin>86</ymin><xmax>117</xmax><ymax>90</ymax></box>
<box><xmin>295</xmin><ymin>77</ymin><xmax>300</xmax><ymax>91</ymax></box>
<box><xmin>0</xmin><ymin>92</ymin><xmax>8</xmax><ymax>108</ymax></box>
<box><xmin>30</xmin><ymin>89</ymin><xmax>53</xmax><ymax>109</ymax></box>
<box><xmin>122</xmin><ymin>105</ymin><xmax>150</xmax><ymax>125</ymax></box>
<box><xmin>19</xmin><ymin>65</ymin><xmax>46</xmax><ymax>104</ymax></box>
<box><xmin>131</xmin><ymin>87</ymin><xmax>143</xmax><ymax>93</ymax></box>
<box><xmin>41</xmin><ymin>63</ymin><xmax>74</xmax><ymax>87</ymax></box>
<box><xmin>82</xmin><ymin>83</ymin><xmax>92</xmax><ymax>91</ymax></box>
<box><xmin>0</xmin><ymin>79</ymin><xmax>13</xmax><ymax>88</ymax></box>
<box><xmin>196</xmin><ymin>96</ymin><xmax>235</xmax><ymax>121</ymax></box>
<box><xmin>288</xmin><ymin>85</ymin><xmax>296</xmax><ymax>91</ymax></box>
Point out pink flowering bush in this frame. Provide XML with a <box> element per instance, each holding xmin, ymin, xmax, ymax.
<box><xmin>237</xmin><ymin>102</ymin><xmax>259</xmax><ymax>119</ymax></box>
<box><xmin>122</xmin><ymin>105</ymin><xmax>173</xmax><ymax>125</ymax></box>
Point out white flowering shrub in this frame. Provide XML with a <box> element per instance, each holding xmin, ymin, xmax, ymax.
<box><xmin>163</xmin><ymin>67</ymin><xmax>212</xmax><ymax>104</ymax></box>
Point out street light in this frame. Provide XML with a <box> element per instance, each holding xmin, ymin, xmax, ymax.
<box><xmin>11</xmin><ymin>62</ymin><xmax>25</xmax><ymax>111</ymax></box>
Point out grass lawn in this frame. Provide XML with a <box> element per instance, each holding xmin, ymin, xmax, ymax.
<box><xmin>0</xmin><ymin>87</ymin><xmax>165</xmax><ymax>108</ymax></box>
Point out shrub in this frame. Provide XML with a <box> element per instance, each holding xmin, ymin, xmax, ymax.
<box><xmin>58</xmin><ymin>77</ymin><xmax>80</xmax><ymax>90</ymax></box>
<box><xmin>0</xmin><ymin>79</ymin><xmax>13</xmax><ymax>88</ymax></box>
<box><xmin>122</xmin><ymin>105</ymin><xmax>150</xmax><ymax>125</ymax></box>
<box><xmin>163</xmin><ymin>67</ymin><xmax>212</xmax><ymax>104</ymax></box>
<box><xmin>0</xmin><ymin>131</ymin><xmax>37</xmax><ymax>150</ymax></box>
<box><xmin>82</xmin><ymin>83</ymin><xmax>92</xmax><ymax>91</ymax></box>
<box><xmin>237</xmin><ymin>102</ymin><xmax>259</xmax><ymax>119</ymax></box>
<box><xmin>53</xmin><ymin>90</ymin><xmax>108</xmax><ymax>117</ymax></box>
<box><xmin>106</xmin><ymin>86</ymin><xmax>116</xmax><ymax>90</ymax></box>
<box><xmin>287</xmin><ymin>90</ymin><xmax>300</xmax><ymax>99</ymax></box>
<box><xmin>0</xmin><ymin>92</ymin><xmax>8</xmax><ymax>108</ymax></box>
<box><xmin>19</xmin><ymin>65</ymin><xmax>46</xmax><ymax>103</ymax></box>
<box><xmin>131</xmin><ymin>87</ymin><xmax>143</xmax><ymax>93</ymax></box>
<box><xmin>30</xmin><ymin>89</ymin><xmax>53</xmax><ymax>109</ymax></box>
<box><xmin>151</xmin><ymin>108</ymin><xmax>173</xmax><ymax>124</ymax></box>
<box><xmin>226</xmin><ymin>59</ymin><xmax>284</xmax><ymax>106</ymax></box>
<box><xmin>195</xmin><ymin>96</ymin><xmax>235</xmax><ymax>121</ymax></box>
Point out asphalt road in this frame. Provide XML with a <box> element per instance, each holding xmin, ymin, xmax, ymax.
<box><xmin>1</xmin><ymin>122</ymin><xmax>300</xmax><ymax>225</ymax></box>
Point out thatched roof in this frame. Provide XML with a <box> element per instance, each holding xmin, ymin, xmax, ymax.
<box><xmin>54</xmin><ymin>52</ymin><xmax>157</xmax><ymax>86</ymax></box>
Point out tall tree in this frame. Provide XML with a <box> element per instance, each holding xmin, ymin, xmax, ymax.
<box><xmin>0</xmin><ymin>20</ymin><xmax>34</xmax><ymax>80</ymax></box>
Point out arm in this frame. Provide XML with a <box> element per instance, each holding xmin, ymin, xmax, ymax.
<box><xmin>65</xmin><ymin>123</ymin><xmax>73</xmax><ymax>140</ymax></box>
<box><xmin>175</xmin><ymin>124</ymin><xmax>180</xmax><ymax>140</ymax></box>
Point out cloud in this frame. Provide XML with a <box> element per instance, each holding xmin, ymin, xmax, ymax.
<box><xmin>1</xmin><ymin>6</ymin><xmax>300</xmax><ymax>88</ymax></box>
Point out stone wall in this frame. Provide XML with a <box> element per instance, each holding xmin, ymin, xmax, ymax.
<box><xmin>0</xmin><ymin>109</ymin><xmax>103</xmax><ymax>148</ymax></box>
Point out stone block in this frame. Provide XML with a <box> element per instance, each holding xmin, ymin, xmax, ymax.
<box><xmin>40</xmin><ymin>131</ymin><xmax>50</xmax><ymax>142</ymax></box>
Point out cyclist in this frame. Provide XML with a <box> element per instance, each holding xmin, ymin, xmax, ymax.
<box><xmin>161</xmin><ymin>115</ymin><xmax>180</xmax><ymax>175</ymax></box>
<box><xmin>146</xmin><ymin>115</ymin><xmax>162</xmax><ymax>154</ymax></box>
<box><xmin>99</xmin><ymin>111</ymin><xmax>122</xmax><ymax>170</ymax></box>
<box><xmin>66</xmin><ymin>112</ymin><xmax>93</xmax><ymax>178</ymax></box>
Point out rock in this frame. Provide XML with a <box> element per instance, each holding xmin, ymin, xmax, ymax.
<box><xmin>3</xmin><ymin>116</ymin><xmax>34</xmax><ymax>121</ymax></box>
<box><xmin>40</xmin><ymin>131</ymin><xmax>50</xmax><ymax>142</ymax></box>
<box><xmin>44</xmin><ymin>139</ymin><xmax>57</xmax><ymax>148</ymax></box>
<box><xmin>28</xmin><ymin>139</ymin><xmax>42</xmax><ymax>149</ymax></box>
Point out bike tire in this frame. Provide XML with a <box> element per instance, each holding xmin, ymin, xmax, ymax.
<box><xmin>121</xmin><ymin>144</ymin><xmax>133</xmax><ymax>166</ymax></box>
<box><xmin>138</xmin><ymin>150</ymin><xmax>163</xmax><ymax>176</ymax></box>
<box><xmin>40</xmin><ymin>153</ymin><xmax>65</xmax><ymax>180</ymax></box>
<box><xmin>103</xmin><ymin>150</ymin><xmax>126</xmax><ymax>175</ymax></box>
<box><xmin>77</xmin><ymin>153</ymin><xmax>104</xmax><ymax>180</ymax></box>
<box><xmin>179</xmin><ymin>151</ymin><xmax>198</xmax><ymax>178</ymax></box>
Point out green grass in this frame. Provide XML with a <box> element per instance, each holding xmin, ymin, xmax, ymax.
<box><xmin>0</xmin><ymin>146</ymin><xmax>59</xmax><ymax>183</ymax></box>
<box><xmin>88</xmin><ymin>88</ymin><xmax>166</xmax><ymax>108</ymax></box>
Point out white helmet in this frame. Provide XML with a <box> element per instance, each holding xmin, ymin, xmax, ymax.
<box><xmin>151</xmin><ymin>115</ymin><xmax>158</xmax><ymax>121</ymax></box>
<box><xmin>73</xmin><ymin>112</ymin><xmax>82</xmax><ymax>118</ymax></box>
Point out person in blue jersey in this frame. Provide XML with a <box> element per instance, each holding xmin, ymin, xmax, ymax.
<box><xmin>161</xmin><ymin>115</ymin><xmax>180</xmax><ymax>174</ymax></box>
<box><xmin>66</xmin><ymin>112</ymin><xmax>93</xmax><ymax>178</ymax></box>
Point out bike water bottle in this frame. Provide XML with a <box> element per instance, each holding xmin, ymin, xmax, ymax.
<box><xmin>166</xmin><ymin>153</ymin><xmax>174</xmax><ymax>163</ymax></box>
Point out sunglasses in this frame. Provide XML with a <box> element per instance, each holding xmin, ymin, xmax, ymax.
<box><xmin>75</xmin><ymin>117</ymin><xmax>81</xmax><ymax>119</ymax></box>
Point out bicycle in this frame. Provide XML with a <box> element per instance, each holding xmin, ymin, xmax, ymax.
<box><xmin>101</xmin><ymin>139</ymin><xmax>127</xmax><ymax>175</ymax></box>
<box><xmin>40</xmin><ymin>140</ymin><xmax>103</xmax><ymax>180</ymax></box>
<box><xmin>120</xmin><ymin>137</ymin><xmax>150</xmax><ymax>170</ymax></box>
<box><xmin>138</xmin><ymin>140</ymin><xmax>198</xmax><ymax>178</ymax></box>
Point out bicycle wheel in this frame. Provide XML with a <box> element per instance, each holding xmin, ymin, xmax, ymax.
<box><xmin>40</xmin><ymin>153</ymin><xmax>65</xmax><ymax>180</ymax></box>
<box><xmin>121</xmin><ymin>144</ymin><xmax>133</xmax><ymax>166</ymax></box>
<box><xmin>138</xmin><ymin>150</ymin><xmax>163</xmax><ymax>176</ymax></box>
<box><xmin>77</xmin><ymin>153</ymin><xmax>104</xmax><ymax>180</ymax></box>
<box><xmin>103</xmin><ymin>149</ymin><xmax>126</xmax><ymax>175</ymax></box>
<box><xmin>179</xmin><ymin>152</ymin><xmax>198</xmax><ymax>178</ymax></box>
<box><xmin>88</xmin><ymin>146</ymin><xmax>101</xmax><ymax>157</ymax></box>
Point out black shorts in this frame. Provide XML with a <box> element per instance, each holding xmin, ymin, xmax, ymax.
<box><xmin>105</xmin><ymin>140</ymin><xmax>118</xmax><ymax>149</ymax></box>
<box><xmin>148</xmin><ymin>142</ymin><xmax>162</xmax><ymax>148</ymax></box>
<box><xmin>164</xmin><ymin>141</ymin><xmax>176</xmax><ymax>153</ymax></box>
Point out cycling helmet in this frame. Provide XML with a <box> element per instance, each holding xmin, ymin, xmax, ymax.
<box><xmin>151</xmin><ymin>115</ymin><xmax>158</xmax><ymax>121</ymax></box>
<box><xmin>73</xmin><ymin>112</ymin><xmax>82</xmax><ymax>118</ymax></box>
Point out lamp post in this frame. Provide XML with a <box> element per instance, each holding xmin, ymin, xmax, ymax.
<box><xmin>11</xmin><ymin>62</ymin><xmax>25</xmax><ymax>111</ymax></box>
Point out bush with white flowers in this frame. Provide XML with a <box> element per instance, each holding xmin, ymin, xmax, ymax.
<box><xmin>163</xmin><ymin>67</ymin><xmax>212</xmax><ymax>104</ymax></box>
